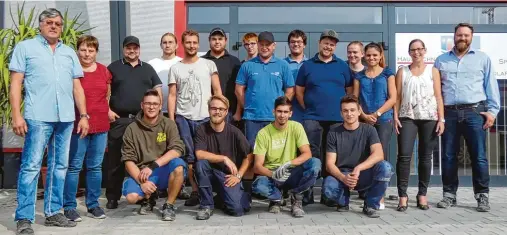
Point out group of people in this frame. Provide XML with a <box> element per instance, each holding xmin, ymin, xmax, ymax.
<box><xmin>9</xmin><ymin>8</ymin><xmax>500</xmax><ymax>235</ymax></box>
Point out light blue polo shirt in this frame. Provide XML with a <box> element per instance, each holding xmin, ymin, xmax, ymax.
<box><xmin>9</xmin><ymin>35</ymin><xmax>84</xmax><ymax>122</ymax></box>
<box><xmin>285</xmin><ymin>55</ymin><xmax>307</xmax><ymax>123</ymax></box>
<box><xmin>236</xmin><ymin>56</ymin><xmax>295</xmax><ymax>121</ymax></box>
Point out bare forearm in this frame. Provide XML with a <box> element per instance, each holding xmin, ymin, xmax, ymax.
<box><xmin>436</xmin><ymin>96</ymin><xmax>444</xmax><ymax>120</ymax></box>
<box><xmin>125</xmin><ymin>161</ymin><xmax>141</xmax><ymax>184</ymax></box>
<box><xmin>284</xmin><ymin>88</ymin><xmax>294</xmax><ymax>100</ymax></box>
<box><xmin>356</xmin><ymin>154</ymin><xmax>383</xmax><ymax>172</ymax></box>
<box><xmin>238</xmin><ymin>154</ymin><xmax>253</xmax><ymax>177</ymax></box>
<box><xmin>195</xmin><ymin>150</ymin><xmax>226</xmax><ymax>163</ymax></box>
<box><xmin>254</xmin><ymin>164</ymin><xmax>273</xmax><ymax>177</ymax></box>
<box><xmin>327</xmin><ymin>164</ymin><xmax>345</xmax><ymax>182</ymax></box>
<box><xmin>73</xmin><ymin>87</ymin><xmax>87</xmax><ymax>115</ymax></box>
<box><xmin>296</xmin><ymin>93</ymin><xmax>305</xmax><ymax>109</ymax></box>
<box><xmin>290</xmin><ymin>152</ymin><xmax>311</xmax><ymax>166</ymax></box>
<box><xmin>168</xmin><ymin>94</ymin><xmax>176</xmax><ymax>120</ymax></box>
<box><xmin>154</xmin><ymin>150</ymin><xmax>180</xmax><ymax>167</ymax></box>
<box><xmin>9</xmin><ymin>82</ymin><xmax>23</xmax><ymax>117</ymax></box>
<box><xmin>377</xmin><ymin>98</ymin><xmax>396</xmax><ymax>115</ymax></box>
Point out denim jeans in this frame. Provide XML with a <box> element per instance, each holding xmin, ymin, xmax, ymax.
<box><xmin>302</xmin><ymin>120</ymin><xmax>341</xmax><ymax>177</ymax></box>
<box><xmin>373</xmin><ymin>121</ymin><xmax>394</xmax><ymax>161</ymax></box>
<box><xmin>15</xmin><ymin>120</ymin><xmax>73</xmax><ymax>222</ymax></box>
<box><xmin>244</xmin><ymin>120</ymin><xmax>271</xmax><ymax>148</ymax></box>
<box><xmin>442</xmin><ymin>104</ymin><xmax>489</xmax><ymax>197</ymax></box>
<box><xmin>322</xmin><ymin>161</ymin><xmax>393</xmax><ymax>209</ymax></box>
<box><xmin>195</xmin><ymin>160</ymin><xmax>251</xmax><ymax>216</ymax></box>
<box><xmin>175</xmin><ymin>115</ymin><xmax>209</xmax><ymax>164</ymax></box>
<box><xmin>252</xmin><ymin>158</ymin><xmax>321</xmax><ymax>201</ymax></box>
<box><xmin>63</xmin><ymin>132</ymin><xmax>107</xmax><ymax>210</ymax></box>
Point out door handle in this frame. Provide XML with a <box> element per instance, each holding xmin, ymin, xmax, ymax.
<box><xmin>232</xmin><ymin>41</ymin><xmax>242</xmax><ymax>51</ymax></box>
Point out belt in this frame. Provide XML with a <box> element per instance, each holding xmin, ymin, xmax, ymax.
<box><xmin>444</xmin><ymin>102</ymin><xmax>483</xmax><ymax>110</ymax></box>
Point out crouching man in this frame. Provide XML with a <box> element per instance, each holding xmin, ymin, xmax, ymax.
<box><xmin>252</xmin><ymin>96</ymin><xmax>321</xmax><ymax>218</ymax></box>
<box><xmin>194</xmin><ymin>95</ymin><xmax>253</xmax><ymax>220</ymax></box>
<box><xmin>323</xmin><ymin>95</ymin><xmax>393</xmax><ymax>218</ymax></box>
<box><xmin>121</xmin><ymin>89</ymin><xmax>187</xmax><ymax>221</ymax></box>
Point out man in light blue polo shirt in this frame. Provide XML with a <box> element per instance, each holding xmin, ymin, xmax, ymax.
<box><xmin>434</xmin><ymin>23</ymin><xmax>500</xmax><ymax>212</ymax></box>
<box><xmin>9</xmin><ymin>8</ymin><xmax>89</xmax><ymax>235</ymax></box>
<box><xmin>285</xmin><ymin>29</ymin><xmax>308</xmax><ymax>124</ymax></box>
<box><xmin>235</xmin><ymin>31</ymin><xmax>295</xmax><ymax>147</ymax></box>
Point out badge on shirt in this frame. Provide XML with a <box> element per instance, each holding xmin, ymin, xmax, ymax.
<box><xmin>157</xmin><ymin>133</ymin><xmax>166</xmax><ymax>143</ymax></box>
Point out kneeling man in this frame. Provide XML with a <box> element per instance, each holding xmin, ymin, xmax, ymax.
<box><xmin>252</xmin><ymin>96</ymin><xmax>321</xmax><ymax>218</ymax></box>
<box><xmin>194</xmin><ymin>95</ymin><xmax>253</xmax><ymax>220</ymax></box>
<box><xmin>323</xmin><ymin>95</ymin><xmax>393</xmax><ymax>218</ymax></box>
<box><xmin>121</xmin><ymin>89</ymin><xmax>187</xmax><ymax>221</ymax></box>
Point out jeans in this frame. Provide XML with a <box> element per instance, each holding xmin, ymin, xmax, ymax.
<box><xmin>195</xmin><ymin>160</ymin><xmax>251</xmax><ymax>216</ymax></box>
<box><xmin>15</xmin><ymin>120</ymin><xmax>74</xmax><ymax>222</ymax></box>
<box><xmin>252</xmin><ymin>158</ymin><xmax>321</xmax><ymax>201</ymax></box>
<box><xmin>442</xmin><ymin>104</ymin><xmax>489</xmax><ymax>197</ymax></box>
<box><xmin>373</xmin><ymin>121</ymin><xmax>394</xmax><ymax>161</ymax></box>
<box><xmin>175</xmin><ymin>115</ymin><xmax>209</xmax><ymax>164</ymax></box>
<box><xmin>322</xmin><ymin>161</ymin><xmax>393</xmax><ymax>209</ymax></box>
<box><xmin>106</xmin><ymin>117</ymin><xmax>135</xmax><ymax>201</ymax></box>
<box><xmin>302</xmin><ymin>120</ymin><xmax>341</xmax><ymax>177</ymax></box>
<box><xmin>396</xmin><ymin>118</ymin><xmax>438</xmax><ymax>197</ymax></box>
<box><xmin>63</xmin><ymin>132</ymin><xmax>107</xmax><ymax>210</ymax></box>
<box><xmin>244</xmin><ymin>120</ymin><xmax>271</xmax><ymax>148</ymax></box>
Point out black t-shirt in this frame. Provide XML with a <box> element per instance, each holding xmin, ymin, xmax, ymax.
<box><xmin>326</xmin><ymin>123</ymin><xmax>380</xmax><ymax>171</ymax></box>
<box><xmin>194</xmin><ymin>122</ymin><xmax>251</xmax><ymax>173</ymax></box>
<box><xmin>202</xmin><ymin>51</ymin><xmax>241</xmax><ymax>114</ymax></box>
<box><xmin>108</xmin><ymin>59</ymin><xmax>162</xmax><ymax>115</ymax></box>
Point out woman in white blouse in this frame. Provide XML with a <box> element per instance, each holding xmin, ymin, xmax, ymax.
<box><xmin>394</xmin><ymin>39</ymin><xmax>445</xmax><ymax>211</ymax></box>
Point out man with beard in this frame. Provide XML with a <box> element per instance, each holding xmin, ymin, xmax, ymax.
<box><xmin>201</xmin><ymin>28</ymin><xmax>242</xmax><ymax>125</ymax></box>
<box><xmin>194</xmin><ymin>95</ymin><xmax>253</xmax><ymax>220</ymax></box>
<box><xmin>241</xmin><ymin>32</ymin><xmax>258</xmax><ymax>63</ymax></box>
<box><xmin>121</xmin><ymin>89</ymin><xmax>186</xmax><ymax>221</ymax></box>
<box><xmin>252</xmin><ymin>96</ymin><xmax>321</xmax><ymax>218</ymax></box>
<box><xmin>168</xmin><ymin>29</ymin><xmax>222</xmax><ymax>207</ymax></box>
<box><xmin>236</xmin><ymin>31</ymin><xmax>295</xmax><ymax>147</ymax></box>
<box><xmin>285</xmin><ymin>29</ymin><xmax>308</xmax><ymax>124</ymax></box>
<box><xmin>434</xmin><ymin>23</ymin><xmax>500</xmax><ymax>212</ymax></box>
<box><xmin>322</xmin><ymin>95</ymin><xmax>393</xmax><ymax>218</ymax></box>
<box><xmin>295</xmin><ymin>30</ymin><xmax>352</xmax><ymax>206</ymax></box>
<box><xmin>106</xmin><ymin>36</ymin><xmax>162</xmax><ymax>209</ymax></box>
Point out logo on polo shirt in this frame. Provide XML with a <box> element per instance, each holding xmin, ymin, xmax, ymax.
<box><xmin>157</xmin><ymin>132</ymin><xmax>166</xmax><ymax>143</ymax></box>
<box><xmin>271</xmin><ymin>72</ymin><xmax>280</xmax><ymax>76</ymax></box>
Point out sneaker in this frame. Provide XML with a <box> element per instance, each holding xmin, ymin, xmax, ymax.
<box><xmin>184</xmin><ymin>191</ymin><xmax>200</xmax><ymax>206</ymax></box>
<box><xmin>268</xmin><ymin>201</ymin><xmax>282</xmax><ymax>214</ymax></box>
<box><xmin>45</xmin><ymin>213</ymin><xmax>77</xmax><ymax>227</ymax></box>
<box><xmin>106</xmin><ymin>200</ymin><xmax>118</xmax><ymax>209</ymax></box>
<box><xmin>290</xmin><ymin>193</ymin><xmax>305</xmax><ymax>218</ymax></box>
<box><xmin>337</xmin><ymin>205</ymin><xmax>350</xmax><ymax>212</ymax></box>
<box><xmin>16</xmin><ymin>220</ymin><xmax>34</xmax><ymax>235</ymax></box>
<box><xmin>437</xmin><ymin>197</ymin><xmax>457</xmax><ymax>209</ymax></box>
<box><xmin>138</xmin><ymin>199</ymin><xmax>152</xmax><ymax>215</ymax></box>
<box><xmin>196</xmin><ymin>207</ymin><xmax>213</xmax><ymax>220</ymax></box>
<box><xmin>362</xmin><ymin>205</ymin><xmax>380</xmax><ymax>218</ymax></box>
<box><xmin>162</xmin><ymin>203</ymin><xmax>177</xmax><ymax>221</ymax></box>
<box><xmin>64</xmin><ymin>209</ymin><xmax>82</xmax><ymax>222</ymax></box>
<box><xmin>379</xmin><ymin>202</ymin><xmax>385</xmax><ymax>210</ymax></box>
<box><xmin>88</xmin><ymin>207</ymin><xmax>106</xmax><ymax>219</ymax></box>
<box><xmin>177</xmin><ymin>187</ymin><xmax>191</xmax><ymax>200</ymax></box>
<box><xmin>476</xmin><ymin>194</ymin><xmax>490</xmax><ymax>212</ymax></box>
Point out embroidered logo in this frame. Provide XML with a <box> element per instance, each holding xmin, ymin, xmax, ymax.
<box><xmin>157</xmin><ymin>132</ymin><xmax>166</xmax><ymax>143</ymax></box>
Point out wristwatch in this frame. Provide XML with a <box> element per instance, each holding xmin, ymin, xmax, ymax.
<box><xmin>375</xmin><ymin>111</ymin><xmax>382</xmax><ymax>117</ymax></box>
<box><xmin>439</xmin><ymin>119</ymin><xmax>446</xmax><ymax>123</ymax></box>
<box><xmin>80</xmin><ymin>114</ymin><xmax>90</xmax><ymax>119</ymax></box>
<box><xmin>235</xmin><ymin>173</ymin><xmax>242</xmax><ymax>179</ymax></box>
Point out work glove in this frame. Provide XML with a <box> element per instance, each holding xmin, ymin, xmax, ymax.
<box><xmin>272</xmin><ymin>161</ymin><xmax>292</xmax><ymax>183</ymax></box>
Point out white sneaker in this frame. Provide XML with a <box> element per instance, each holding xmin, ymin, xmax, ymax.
<box><xmin>379</xmin><ymin>202</ymin><xmax>385</xmax><ymax>210</ymax></box>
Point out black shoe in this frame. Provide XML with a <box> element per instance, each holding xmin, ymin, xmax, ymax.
<box><xmin>45</xmin><ymin>213</ymin><xmax>77</xmax><ymax>227</ymax></box>
<box><xmin>397</xmin><ymin>197</ymin><xmax>409</xmax><ymax>212</ymax></box>
<box><xmin>362</xmin><ymin>205</ymin><xmax>380</xmax><ymax>218</ymax></box>
<box><xmin>213</xmin><ymin>194</ymin><xmax>224</xmax><ymax>209</ymax></box>
<box><xmin>138</xmin><ymin>199</ymin><xmax>152</xmax><ymax>215</ymax></box>
<box><xmin>302</xmin><ymin>189</ymin><xmax>315</xmax><ymax>206</ymax></box>
<box><xmin>149</xmin><ymin>192</ymin><xmax>158</xmax><ymax>208</ymax></box>
<box><xmin>184</xmin><ymin>191</ymin><xmax>200</xmax><ymax>206</ymax></box>
<box><xmin>337</xmin><ymin>205</ymin><xmax>350</xmax><ymax>212</ymax></box>
<box><xmin>88</xmin><ymin>207</ymin><xmax>106</xmax><ymax>219</ymax></box>
<box><xmin>162</xmin><ymin>203</ymin><xmax>177</xmax><ymax>221</ymax></box>
<box><xmin>281</xmin><ymin>190</ymin><xmax>290</xmax><ymax>206</ymax></box>
<box><xmin>437</xmin><ymin>197</ymin><xmax>456</xmax><ymax>209</ymax></box>
<box><xmin>16</xmin><ymin>220</ymin><xmax>34</xmax><ymax>235</ymax></box>
<box><xmin>476</xmin><ymin>194</ymin><xmax>490</xmax><ymax>212</ymax></box>
<box><xmin>196</xmin><ymin>207</ymin><xmax>213</xmax><ymax>220</ymax></box>
<box><xmin>158</xmin><ymin>189</ymin><xmax>168</xmax><ymax>198</ymax></box>
<box><xmin>106</xmin><ymin>200</ymin><xmax>118</xmax><ymax>209</ymax></box>
<box><xmin>268</xmin><ymin>201</ymin><xmax>282</xmax><ymax>213</ymax></box>
<box><xmin>64</xmin><ymin>209</ymin><xmax>82</xmax><ymax>222</ymax></box>
<box><xmin>320</xmin><ymin>196</ymin><xmax>338</xmax><ymax>207</ymax></box>
<box><xmin>177</xmin><ymin>186</ymin><xmax>190</xmax><ymax>200</ymax></box>
<box><xmin>358</xmin><ymin>190</ymin><xmax>366</xmax><ymax>200</ymax></box>
<box><xmin>416</xmin><ymin>196</ymin><xmax>430</xmax><ymax>210</ymax></box>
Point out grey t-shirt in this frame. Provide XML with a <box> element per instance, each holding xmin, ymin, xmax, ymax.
<box><xmin>326</xmin><ymin>123</ymin><xmax>380</xmax><ymax>171</ymax></box>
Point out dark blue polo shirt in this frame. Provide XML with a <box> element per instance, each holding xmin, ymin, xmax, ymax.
<box><xmin>296</xmin><ymin>54</ymin><xmax>352</xmax><ymax>121</ymax></box>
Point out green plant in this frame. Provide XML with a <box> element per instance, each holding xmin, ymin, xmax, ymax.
<box><xmin>0</xmin><ymin>3</ymin><xmax>93</xmax><ymax>126</ymax></box>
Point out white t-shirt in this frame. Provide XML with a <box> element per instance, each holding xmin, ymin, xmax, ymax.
<box><xmin>148</xmin><ymin>56</ymin><xmax>182</xmax><ymax>113</ymax></box>
<box><xmin>168</xmin><ymin>58</ymin><xmax>218</xmax><ymax>120</ymax></box>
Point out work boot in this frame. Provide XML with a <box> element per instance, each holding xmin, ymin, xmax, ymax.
<box><xmin>291</xmin><ymin>193</ymin><xmax>305</xmax><ymax>218</ymax></box>
<box><xmin>268</xmin><ymin>201</ymin><xmax>282</xmax><ymax>214</ymax></box>
<box><xmin>16</xmin><ymin>220</ymin><xmax>34</xmax><ymax>235</ymax></box>
<box><xmin>437</xmin><ymin>197</ymin><xmax>457</xmax><ymax>209</ymax></box>
<box><xmin>476</xmin><ymin>194</ymin><xmax>490</xmax><ymax>212</ymax></box>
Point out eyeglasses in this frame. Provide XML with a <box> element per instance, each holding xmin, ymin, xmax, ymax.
<box><xmin>43</xmin><ymin>20</ymin><xmax>63</xmax><ymax>28</ymax></box>
<box><xmin>209</xmin><ymin>107</ymin><xmax>227</xmax><ymax>113</ymax></box>
<box><xmin>290</xmin><ymin>40</ymin><xmax>304</xmax><ymax>45</ymax></box>
<box><xmin>244</xmin><ymin>42</ymin><xmax>257</xmax><ymax>48</ymax></box>
<box><xmin>409</xmin><ymin>48</ymin><xmax>425</xmax><ymax>53</ymax></box>
<box><xmin>143</xmin><ymin>102</ymin><xmax>160</xmax><ymax>108</ymax></box>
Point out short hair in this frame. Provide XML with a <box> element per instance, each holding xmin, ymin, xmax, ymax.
<box><xmin>160</xmin><ymin>32</ymin><xmax>177</xmax><ymax>45</ymax></box>
<box><xmin>455</xmin><ymin>23</ymin><xmax>474</xmax><ymax>34</ymax></box>
<box><xmin>242</xmin><ymin>32</ymin><xmax>258</xmax><ymax>43</ymax></box>
<box><xmin>287</xmin><ymin>29</ymin><xmax>307</xmax><ymax>45</ymax></box>
<box><xmin>347</xmin><ymin>41</ymin><xmax>364</xmax><ymax>52</ymax></box>
<box><xmin>77</xmin><ymin>35</ymin><xmax>99</xmax><ymax>51</ymax></box>
<box><xmin>207</xmin><ymin>95</ymin><xmax>230</xmax><ymax>110</ymax></box>
<box><xmin>143</xmin><ymin>89</ymin><xmax>161</xmax><ymax>101</ymax></box>
<box><xmin>340</xmin><ymin>95</ymin><xmax>360</xmax><ymax>109</ymax></box>
<box><xmin>39</xmin><ymin>8</ymin><xmax>63</xmax><ymax>23</ymax></box>
<box><xmin>182</xmin><ymin>29</ymin><xmax>199</xmax><ymax>43</ymax></box>
<box><xmin>274</xmin><ymin>96</ymin><xmax>292</xmax><ymax>110</ymax></box>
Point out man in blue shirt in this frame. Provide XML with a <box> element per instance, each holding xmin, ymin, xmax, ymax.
<box><xmin>295</xmin><ymin>29</ymin><xmax>353</xmax><ymax>191</ymax></box>
<box><xmin>434</xmin><ymin>23</ymin><xmax>500</xmax><ymax>212</ymax></box>
<box><xmin>285</xmin><ymin>30</ymin><xmax>308</xmax><ymax>123</ymax></box>
<box><xmin>9</xmin><ymin>8</ymin><xmax>89</xmax><ymax>235</ymax></box>
<box><xmin>235</xmin><ymin>31</ymin><xmax>295</xmax><ymax>147</ymax></box>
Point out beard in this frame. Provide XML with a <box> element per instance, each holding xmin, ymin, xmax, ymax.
<box><xmin>185</xmin><ymin>50</ymin><xmax>197</xmax><ymax>57</ymax></box>
<box><xmin>210</xmin><ymin>116</ymin><xmax>225</xmax><ymax>125</ymax></box>
<box><xmin>455</xmin><ymin>40</ymin><xmax>470</xmax><ymax>53</ymax></box>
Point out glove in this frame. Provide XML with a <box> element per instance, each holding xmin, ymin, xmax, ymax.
<box><xmin>272</xmin><ymin>162</ymin><xmax>292</xmax><ymax>183</ymax></box>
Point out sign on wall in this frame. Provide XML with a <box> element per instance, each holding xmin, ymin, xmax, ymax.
<box><xmin>395</xmin><ymin>33</ymin><xmax>507</xmax><ymax>80</ymax></box>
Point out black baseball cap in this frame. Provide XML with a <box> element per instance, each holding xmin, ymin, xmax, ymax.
<box><xmin>123</xmin><ymin>36</ymin><xmax>140</xmax><ymax>47</ymax></box>
<box><xmin>209</xmin><ymin>27</ymin><xmax>227</xmax><ymax>38</ymax></box>
<box><xmin>258</xmin><ymin>31</ymin><xmax>275</xmax><ymax>44</ymax></box>
<box><xmin>320</xmin><ymin>29</ymin><xmax>339</xmax><ymax>42</ymax></box>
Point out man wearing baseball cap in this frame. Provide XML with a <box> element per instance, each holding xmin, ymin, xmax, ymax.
<box><xmin>295</xmin><ymin>29</ymin><xmax>353</xmax><ymax>206</ymax></box>
<box><xmin>106</xmin><ymin>35</ymin><xmax>163</xmax><ymax>209</ymax></box>
<box><xmin>235</xmin><ymin>31</ymin><xmax>295</xmax><ymax>147</ymax></box>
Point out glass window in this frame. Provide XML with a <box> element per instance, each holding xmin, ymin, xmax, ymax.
<box><xmin>188</xmin><ymin>7</ymin><xmax>229</xmax><ymax>24</ymax></box>
<box><xmin>396</xmin><ymin>7</ymin><xmax>507</xmax><ymax>24</ymax></box>
<box><xmin>238</xmin><ymin>7</ymin><xmax>382</xmax><ymax>24</ymax></box>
